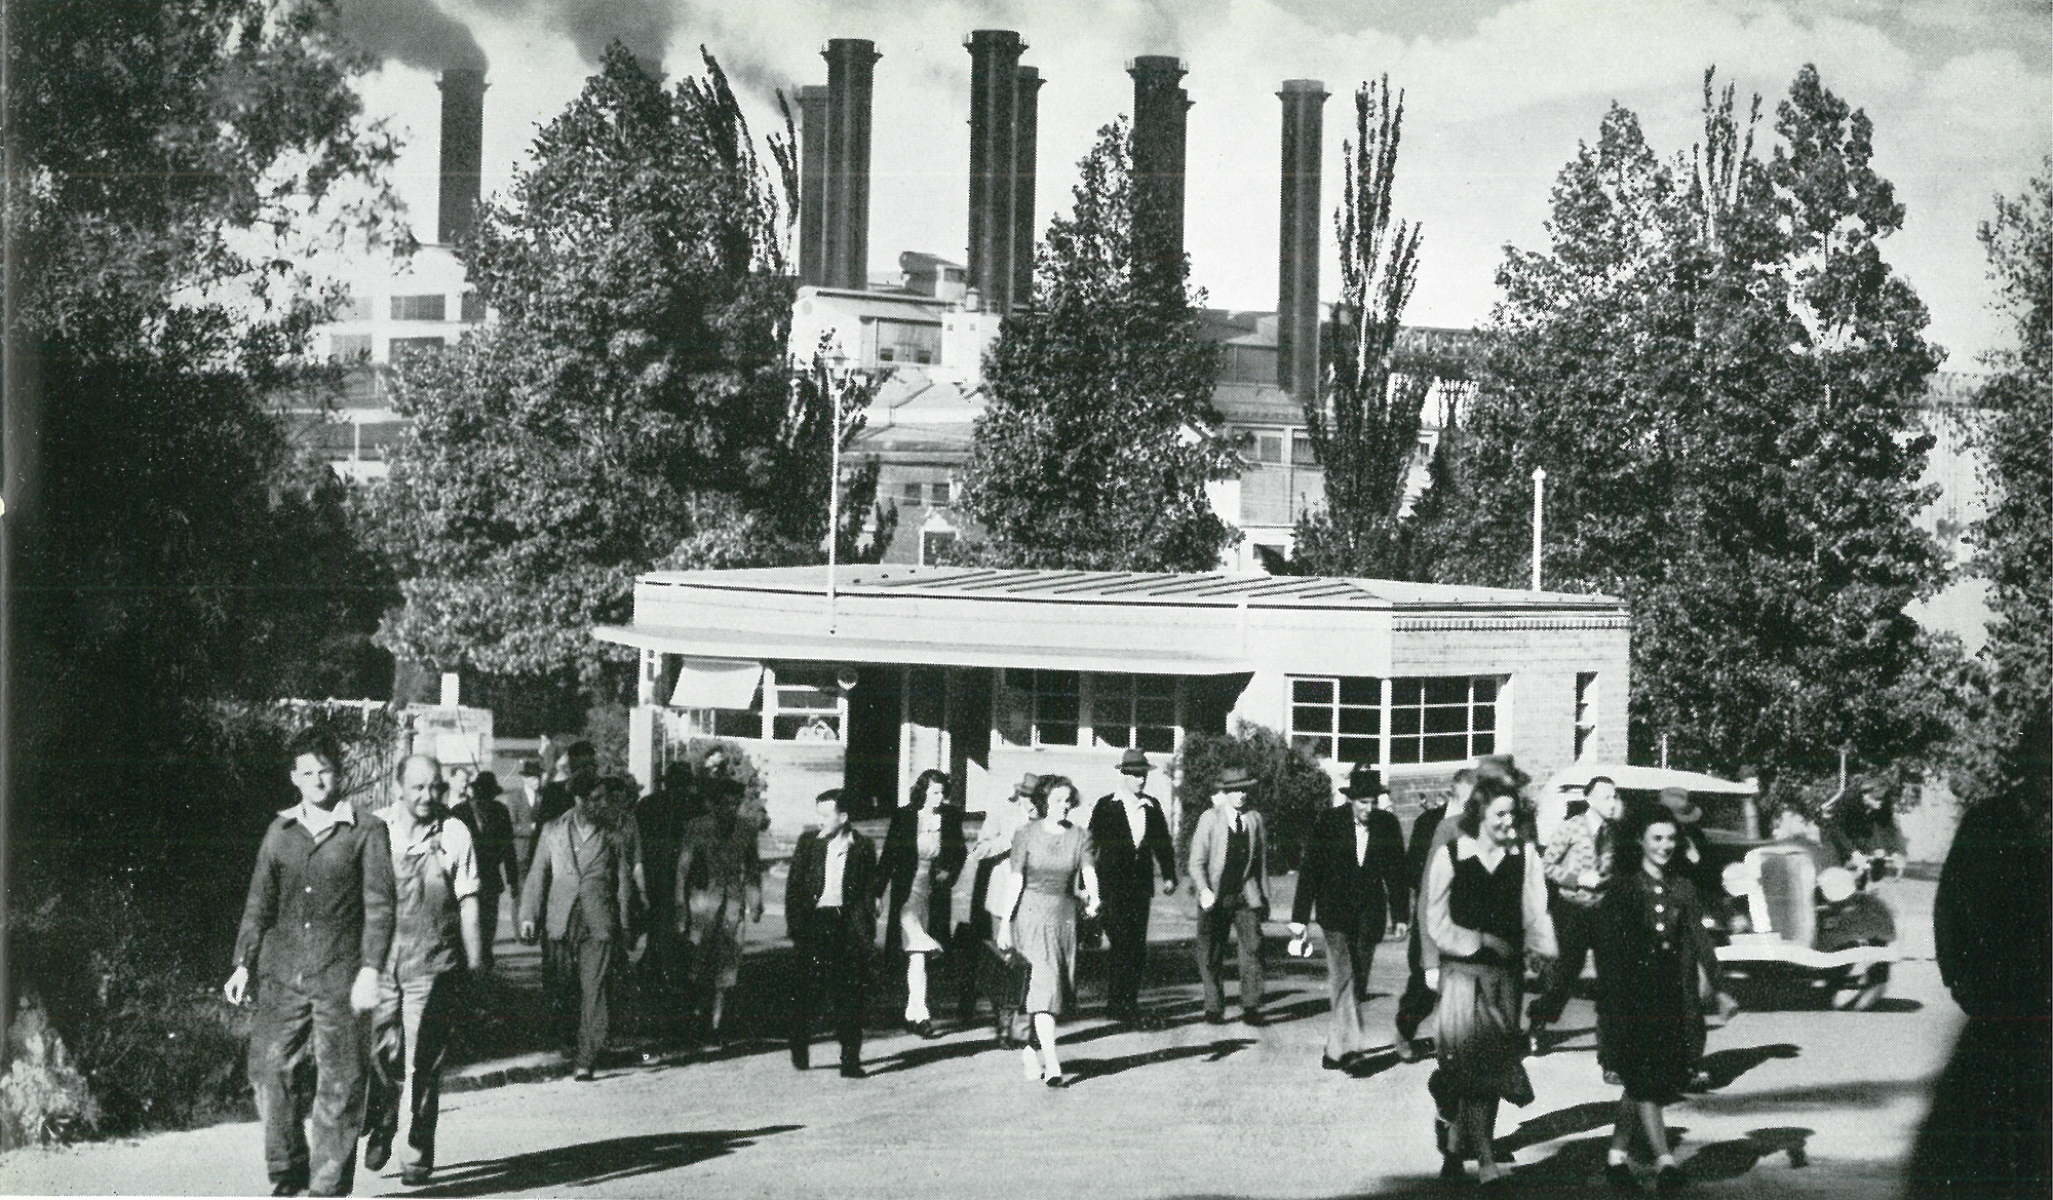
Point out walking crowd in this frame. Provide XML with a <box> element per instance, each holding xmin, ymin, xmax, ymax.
<box><xmin>224</xmin><ymin>730</ymin><xmax>1923</xmax><ymax>1196</ymax></box>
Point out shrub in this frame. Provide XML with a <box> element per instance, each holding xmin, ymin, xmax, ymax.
<box><xmin>1173</xmin><ymin>722</ymin><xmax>1335</xmax><ymax>875</ymax></box>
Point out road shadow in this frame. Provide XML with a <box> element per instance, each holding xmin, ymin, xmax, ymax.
<box><xmin>866</xmin><ymin>1036</ymin><xmax>1004</xmax><ymax>1077</ymax></box>
<box><xmin>1686</xmin><ymin>1126</ymin><xmax>1816</xmax><ymax>1177</ymax></box>
<box><xmin>1064</xmin><ymin>1037</ymin><xmax>1256</xmax><ymax>1083</ymax></box>
<box><xmin>1692</xmin><ymin>1042</ymin><xmax>1800</xmax><ymax>1090</ymax></box>
<box><xmin>1686</xmin><ymin>1077</ymin><xmax>1926</xmax><ymax>1114</ymax></box>
<box><xmin>395</xmin><ymin>1125</ymin><xmax>801</xmax><ymax>1196</ymax></box>
<box><xmin>1496</xmin><ymin>1100</ymin><xmax>1618</xmax><ymax>1154</ymax></box>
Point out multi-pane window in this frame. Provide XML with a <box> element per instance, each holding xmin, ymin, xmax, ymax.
<box><xmin>1291</xmin><ymin>434</ymin><xmax>1319</xmax><ymax>466</ymax></box>
<box><xmin>930</xmin><ymin>480</ymin><xmax>952</xmax><ymax>506</ymax></box>
<box><xmin>390</xmin><ymin>293</ymin><xmax>447</xmax><ymax>321</ymax></box>
<box><xmin>1574</xmin><ymin>672</ymin><xmax>1597</xmax><ymax>761</ymax></box>
<box><xmin>389</xmin><ymin>336</ymin><xmax>446</xmax><ymax>365</ymax></box>
<box><xmin>996</xmin><ymin>669</ymin><xmax>1081</xmax><ymax>747</ymax></box>
<box><xmin>1090</xmin><ymin>674</ymin><xmax>1177</xmax><ymax>754</ymax></box>
<box><xmin>1289</xmin><ymin>676</ymin><xmax>1382</xmax><ymax>762</ymax></box>
<box><xmin>328</xmin><ymin>333</ymin><xmax>372</xmax><ymax>362</ymax></box>
<box><xmin>900</xmin><ymin>481</ymin><xmax>924</xmax><ymax>505</ymax></box>
<box><xmin>1256</xmin><ymin>434</ymin><xmax>1285</xmax><ymax>464</ymax></box>
<box><xmin>1389</xmin><ymin>677</ymin><xmax>1498</xmax><ymax>764</ymax></box>
<box><xmin>770</xmin><ymin>667</ymin><xmax>842</xmax><ymax>741</ymax></box>
<box><xmin>918</xmin><ymin>529</ymin><xmax>955</xmax><ymax>565</ymax></box>
<box><xmin>459</xmin><ymin>291</ymin><xmax>486</xmax><ymax>322</ymax></box>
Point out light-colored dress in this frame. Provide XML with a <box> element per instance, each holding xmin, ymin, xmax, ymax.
<box><xmin>898</xmin><ymin>806</ymin><xmax>946</xmax><ymax>954</ymax></box>
<box><xmin>1424</xmin><ymin>836</ymin><xmax>1557</xmax><ymax>1105</ymax></box>
<box><xmin>1012</xmin><ymin>820</ymin><xmax>1090</xmax><ymax>1016</ymax></box>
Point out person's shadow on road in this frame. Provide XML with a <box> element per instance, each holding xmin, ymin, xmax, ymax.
<box><xmin>1063</xmin><ymin>1037</ymin><xmax>1256</xmax><ymax>1083</ymax></box>
<box><xmin>392</xmin><ymin>1125</ymin><xmax>802</xmax><ymax>1196</ymax></box>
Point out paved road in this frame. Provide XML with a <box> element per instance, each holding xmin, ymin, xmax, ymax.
<box><xmin>0</xmin><ymin>880</ymin><xmax>1955</xmax><ymax>1198</ymax></box>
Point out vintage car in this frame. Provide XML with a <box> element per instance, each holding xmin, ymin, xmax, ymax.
<box><xmin>1537</xmin><ymin>762</ymin><xmax>1897</xmax><ymax>1010</ymax></box>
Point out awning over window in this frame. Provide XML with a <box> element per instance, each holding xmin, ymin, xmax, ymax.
<box><xmin>667</xmin><ymin>657</ymin><xmax>764</xmax><ymax>710</ymax></box>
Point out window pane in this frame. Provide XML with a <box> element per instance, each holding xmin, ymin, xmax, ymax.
<box><xmin>1257</xmin><ymin>435</ymin><xmax>1284</xmax><ymax>463</ymax></box>
<box><xmin>1424</xmin><ymin>706</ymin><xmax>1467</xmax><ymax>735</ymax></box>
<box><xmin>1095</xmin><ymin>725</ymin><xmax>1133</xmax><ymax>749</ymax></box>
<box><xmin>1137</xmin><ymin>675</ymin><xmax>1176</xmax><ymax>699</ymax></box>
<box><xmin>1138</xmin><ymin>727</ymin><xmax>1175</xmax><ymax>753</ymax></box>
<box><xmin>1038</xmin><ymin>722</ymin><xmax>1078</xmax><ymax>746</ymax></box>
<box><xmin>1339</xmin><ymin>677</ymin><xmax>1380</xmax><ymax>706</ymax></box>
<box><xmin>1293</xmin><ymin>678</ymin><xmax>1335</xmax><ymax>704</ymax></box>
<box><xmin>1423</xmin><ymin>678</ymin><xmax>1469</xmax><ymax>706</ymax></box>
<box><xmin>1422</xmin><ymin>734</ymin><xmax>1468</xmax><ymax>762</ymax></box>
<box><xmin>1472</xmin><ymin>706</ymin><xmax>1496</xmax><ymax>732</ymax></box>
<box><xmin>931</xmin><ymin>481</ymin><xmax>952</xmax><ymax>505</ymax></box>
<box><xmin>1473</xmin><ymin>678</ymin><xmax>1499</xmax><ymax>702</ymax></box>
<box><xmin>1391</xmin><ymin>739</ymin><xmax>1421</xmax><ymax>765</ymax></box>
<box><xmin>1338</xmin><ymin>706</ymin><xmax>1379</xmax><ymax>735</ymax></box>
<box><xmin>1392</xmin><ymin>678</ymin><xmax>1426</xmax><ymax>705</ymax></box>
<box><xmin>1040</xmin><ymin>695</ymin><xmax>1079</xmax><ymax>724</ymax></box>
<box><xmin>1135</xmin><ymin>697</ymin><xmax>1175</xmax><ymax>725</ymax></box>
<box><xmin>1039</xmin><ymin>671</ymin><xmax>1080</xmax><ymax>694</ymax></box>
<box><xmin>1338</xmin><ymin>736</ymin><xmax>1379</xmax><ymax>763</ymax></box>
<box><xmin>1472</xmin><ymin>732</ymin><xmax>1496</xmax><ymax>755</ymax></box>
<box><xmin>712</xmin><ymin>709</ymin><xmax>759</xmax><ymax>739</ymax></box>
<box><xmin>1292</xmin><ymin>705</ymin><xmax>1333</xmax><ymax>734</ymax></box>
<box><xmin>1293</xmin><ymin>734</ymin><xmax>1335</xmax><ymax>760</ymax></box>
<box><xmin>1391</xmin><ymin>708</ymin><xmax>1420</xmax><ymax>736</ymax></box>
<box><xmin>1291</xmin><ymin>435</ymin><xmax>1319</xmax><ymax>466</ymax></box>
<box><xmin>459</xmin><ymin>292</ymin><xmax>486</xmax><ymax>322</ymax></box>
<box><xmin>901</xmin><ymin>481</ymin><xmax>924</xmax><ymax>503</ymax></box>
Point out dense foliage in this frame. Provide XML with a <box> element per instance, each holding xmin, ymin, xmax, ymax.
<box><xmin>1428</xmin><ymin>67</ymin><xmax>1952</xmax><ymax>778</ymax></box>
<box><xmin>371</xmin><ymin>45</ymin><xmax>882</xmax><ymax>694</ymax></box>
<box><xmin>1290</xmin><ymin>78</ymin><xmax>1432</xmax><ymax>579</ymax></box>
<box><xmin>1173</xmin><ymin>724</ymin><xmax>1335</xmax><ymax>875</ymax></box>
<box><xmin>958</xmin><ymin>118</ymin><xmax>1240</xmax><ymax>572</ymax></box>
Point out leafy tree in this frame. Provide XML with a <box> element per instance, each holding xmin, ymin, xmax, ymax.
<box><xmin>958</xmin><ymin>118</ymin><xmax>1239</xmax><ymax>572</ymax></box>
<box><xmin>1290</xmin><ymin>77</ymin><xmax>1431</xmax><ymax>578</ymax></box>
<box><xmin>372</xmin><ymin>45</ymin><xmax>882</xmax><ymax>691</ymax></box>
<box><xmin>1435</xmin><ymin>66</ymin><xmax>1948</xmax><ymax>778</ymax></box>
<box><xmin>8</xmin><ymin>0</ymin><xmax>398</xmax><ymax>893</ymax></box>
<box><xmin>1970</xmin><ymin>163</ymin><xmax>2053</xmax><ymax>794</ymax></box>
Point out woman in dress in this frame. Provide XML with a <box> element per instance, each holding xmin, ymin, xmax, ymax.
<box><xmin>997</xmin><ymin>775</ymin><xmax>1100</xmax><ymax>1086</ymax></box>
<box><xmin>1423</xmin><ymin>767</ymin><xmax>1557</xmax><ymax>1189</ymax></box>
<box><xmin>879</xmin><ymin>769</ymin><xmax>966</xmax><ymax>1037</ymax></box>
<box><xmin>1596</xmin><ymin>809</ymin><xmax>1719</xmax><ymax>1194</ymax></box>
<box><xmin>673</xmin><ymin>780</ymin><xmax>764</xmax><ymax>1049</ymax></box>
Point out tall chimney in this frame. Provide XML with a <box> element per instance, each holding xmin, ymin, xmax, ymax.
<box><xmin>437</xmin><ymin>69</ymin><xmax>486</xmax><ymax>246</ymax></box>
<box><xmin>965</xmin><ymin>30</ymin><xmax>1025</xmax><ymax>312</ymax></box>
<box><xmin>1128</xmin><ymin>56</ymin><xmax>1188</xmax><ymax>287</ymax></box>
<box><xmin>822</xmin><ymin>40</ymin><xmax>879</xmax><ymax>291</ymax></box>
<box><xmin>1277</xmin><ymin>80</ymin><xmax>1327</xmax><ymax>399</ymax></box>
<box><xmin>1009</xmin><ymin>65</ymin><xmax>1043</xmax><ymax>310</ymax></box>
<box><xmin>796</xmin><ymin>85</ymin><xmax>830</xmax><ymax>287</ymax></box>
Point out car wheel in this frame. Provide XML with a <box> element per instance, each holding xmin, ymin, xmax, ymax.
<box><xmin>1831</xmin><ymin>963</ymin><xmax>1890</xmax><ymax>1011</ymax></box>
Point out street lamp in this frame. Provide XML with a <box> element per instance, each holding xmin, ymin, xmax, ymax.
<box><xmin>1530</xmin><ymin>465</ymin><xmax>1546</xmax><ymax>591</ymax></box>
<box><xmin>824</xmin><ymin>348</ymin><xmax>852</xmax><ymax>635</ymax></box>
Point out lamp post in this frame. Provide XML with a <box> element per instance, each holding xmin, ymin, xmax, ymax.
<box><xmin>1530</xmin><ymin>465</ymin><xmax>1546</xmax><ymax>591</ymax></box>
<box><xmin>825</xmin><ymin>349</ymin><xmax>851</xmax><ymax>635</ymax></box>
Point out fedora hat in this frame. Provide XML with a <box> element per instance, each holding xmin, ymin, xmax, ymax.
<box><xmin>1012</xmin><ymin>772</ymin><xmax>1042</xmax><ymax>800</ymax></box>
<box><xmin>1658</xmin><ymin>786</ymin><xmax>1703</xmax><ymax>824</ymax></box>
<box><xmin>1339</xmin><ymin>763</ymin><xmax>1385</xmax><ymax>799</ymax></box>
<box><xmin>1116</xmin><ymin>748</ymin><xmax>1152</xmax><ymax>776</ymax></box>
<box><xmin>1213</xmin><ymin>766</ymin><xmax>1258</xmax><ymax>794</ymax></box>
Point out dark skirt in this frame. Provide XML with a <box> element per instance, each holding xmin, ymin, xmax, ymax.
<box><xmin>1597</xmin><ymin>946</ymin><xmax>1706</xmax><ymax>1104</ymax></box>
<box><xmin>1436</xmin><ymin>959</ymin><xmax>1535</xmax><ymax>1106</ymax></box>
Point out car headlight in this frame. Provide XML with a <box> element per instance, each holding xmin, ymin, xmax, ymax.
<box><xmin>1817</xmin><ymin>866</ymin><xmax>1856</xmax><ymax>903</ymax></box>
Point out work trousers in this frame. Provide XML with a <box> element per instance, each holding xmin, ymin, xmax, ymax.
<box><xmin>1527</xmin><ymin>895</ymin><xmax>1599</xmax><ymax>1026</ymax></box>
<box><xmin>1101</xmin><ymin>882</ymin><xmax>1155</xmax><ymax>1016</ymax></box>
<box><xmin>475</xmin><ymin>891</ymin><xmax>501</xmax><ymax>972</ymax></box>
<box><xmin>791</xmin><ymin>911</ymin><xmax>868</xmax><ymax>1069</ymax></box>
<box><xmin>1321</xmin><ymin>922</ymin><xmax>1380</xmax><ymax>1059</ymax></box>
<box><xmin>1195</xmin><ymin>902</ymin><xmax>1265</xmax><ymax>1017</ymax></box>
<box><xmin>367</xmin><ymin>967</ymin><xmax>466</xmax><ymax>1175</ymax></box>
<box><xmin>1395</xmin><ymin>922</ymin><xmax>1438</xmax><ymax>1043</ymax></box>
<box><xmin>550</xmin><ymin>913</ymin><xmax>614</xmax><ymax>1071</ymax></box>
<box><xmin>248</xmin><ymin>980</ymin><xmax>365</xmax><ymax>1197</ymax></box>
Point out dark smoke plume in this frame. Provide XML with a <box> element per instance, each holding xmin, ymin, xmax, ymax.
<box><xmin>333</xmin><ymin>0</ymin><xmax>487</xmax><ymax>71</ymax></box>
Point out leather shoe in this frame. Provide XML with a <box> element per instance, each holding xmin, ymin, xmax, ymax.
<box><xmin>1203</xmin><ymin>1012</ymin><xmax>1227</xmax><ymax>1025</ymax></box>
<box><xmin>839</xmin><ymin>1063</ymin><xmax>866</xmax><ymax>1079</ymax></box>
<box><xmin>908</xmin><ymin>1018</ymin><xmax>936</xmax><ymax>1039</ymax></box>
<box><xmin>1321</xmin><ymin>1054</ymin><xmax>1347</xmax><ymax>1070</ymax></box>
<box><xmin>1655</xmin><ymin>1165</ymin><xmax>1687</xmax><ymax>1193</ymax></box>
<box><xmin>1240</xmin><ymin>1010</ymin><xmax>1265</xmax><ymax>1026</ymax></box>
<box><xmin>1439</xmin><ymin>1154</ymin><xmax>1466</xmax><ymax>1181</ymax></box>
<box><xmin>362</xmin><ymin>1129</ymin><xmax>391</xmax><ymax>1172</ymax></box>
<box><xmin>1526</xmin><ymin>1022</ymin><xmax>1549</xmax><ymax>1056</ymax></box>
<box><xmin>1392</xmin><ymin>1034</ymin><xmax>1420</xmax><ymax>1062</ymax></box>
<box><xmin>270</xmin><ymin>1183</ymin><xmax>305</xmax><ymax>1196</ymax></box>
<box><xmin>401</xmin><ymin>1167</ymin><xmax>431</xmax><ymax>1186</ymax></box>
<box><xmin>791</xmin><ymin>1046</ymin><xmax>810</xmax><ymax>1071</ymax></box>
<box><xmin>1606</xmin><ymin>1162</ymin><xmax>1643</xmax><ymax>1193</ymax></box>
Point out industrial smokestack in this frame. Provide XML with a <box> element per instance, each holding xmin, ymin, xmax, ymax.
<box><xmin>965</xmin><ymin>30</ymin><xmax>1025</xmax><ymax>313</ymax></box>
<box><xmin>1009</xmin><ymin>65</ymin><xmax>1042</xmax><ymax>310</ymax></box>
<box><xmin>1277</xmin><ymin>80</ymin><xmax>1327</xmax><ymax>399</ymax></box>
<box><xmin>1128</xmin><ymin>56</ymin><xmax>1188</xmax><ymax>287</ymax></box>
<box><xmin>437</xmin><ymin>69</ymin><xmax>485</xmax><ymax>246</ymax></box>
<box><xmin>822</xmin><ymin>40</ymin><xmax>879</xmax><ymax>291</ymax></box>
<box><xmin>797</xmin><ymin>85</ymin><xmax>829</xmax><ymax>287</ymax></box>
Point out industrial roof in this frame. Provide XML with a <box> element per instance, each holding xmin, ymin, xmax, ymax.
<box><xmin>633</xmin><ymin>564</ymin><xmax>1623</xmax><ymax>612</ymax></box>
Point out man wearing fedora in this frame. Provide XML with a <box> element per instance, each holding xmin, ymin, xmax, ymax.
<box><xmin>962</xmin><ymin>772</ymin><xmax>1039</xmax><ymax>1043</ymax></box>
<box><xmin>1089</xmin><ymin>749</ymin><xmax>1180</xmax><ymax>1028</ymax></box>
<box><xmin>1291</xmin><ymin>764</ymin><xmax>1409</xmax><ymax>1068</ymax></box>
<box><xmin>1189</xmin><ymin>766</ymin><xmax>1270</xmax><ymax>1024</ymax></box>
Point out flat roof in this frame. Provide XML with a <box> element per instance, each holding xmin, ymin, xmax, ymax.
<box><xmin>593</xmin><ymin>621</ymin><xmax>1253</xmax><ymax>674</ymax></box>
<box><xmin>632</xmin><ymin>564</ymin><xmax>1624</xmax><ymax>613</ymax></box>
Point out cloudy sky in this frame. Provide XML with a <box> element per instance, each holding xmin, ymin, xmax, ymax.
<box><xmin>348</xmin><ymin>0</ymin><xmax>2049</xmax><ymax>368</ymax></box>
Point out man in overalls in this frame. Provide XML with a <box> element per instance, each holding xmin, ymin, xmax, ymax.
<box><xmin>364</xmin><ymin>755</ymin><xmax>482</xmax><ymax>1186</ymax></box>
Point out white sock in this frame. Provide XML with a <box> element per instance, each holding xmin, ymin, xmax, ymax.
<box><xmin>1608</xmin><ymin>1148</ymin><xmax>1630</xmax><ymax>1166</ymax></box>
<box><xmin>1656</xmin><ymin>1154</ymin><xmax>1679</xmax><ymax>1169</ymax></box>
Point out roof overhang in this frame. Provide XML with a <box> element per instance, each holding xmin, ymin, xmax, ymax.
<box><xmin>594</xmin><ymin>623</ymin><xmax>1254</xmax><ymax>676</ymax></box>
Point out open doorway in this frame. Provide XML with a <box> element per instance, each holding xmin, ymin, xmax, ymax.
<box><xmin>843</xmin><ymin>665</ymin><xmax>902</xmax><ymax>819</ymax></box>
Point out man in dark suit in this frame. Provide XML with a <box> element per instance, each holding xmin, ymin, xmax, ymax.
<box><xmin>1189</xmin><ymin>767</ymin><xmax>1270</xmax><ymax>1025</ymax></box>
<box><xmin>518</xmin><ymin>775</ymin><xmax>636</xmax><ymax>1080</ymax></box>
<box><xmin>448</xmin><ymin>770</ymin><xmax>518</xmax><ymax>974</ymax></box>
<box><xmin>1089</xmin><ymin>748</ymin><xmax>1180</xmax><ymax>1027</ymax></box>
<box><xmin>786</xmin><ymin>789</ymin><xmax>878</xmax><ymax>1078</ymax></box>
<box><xmin>1394</xmin><ymin>767</ymin><xmax>1473</xmax><ymax>1060</ymax></box>
<box><xmin>1290</xmin><ymin>763</ymin><xmax>1408</xmax><ymax>1068</ymax></box>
